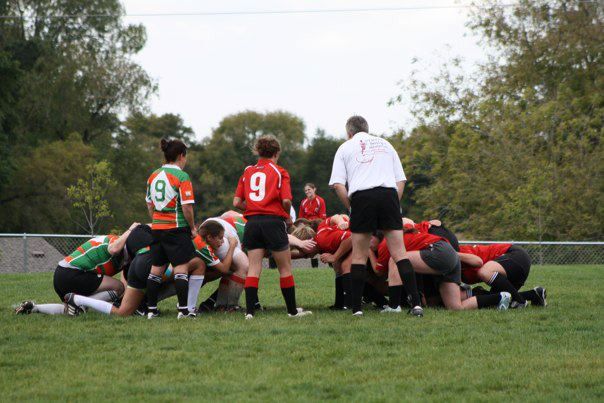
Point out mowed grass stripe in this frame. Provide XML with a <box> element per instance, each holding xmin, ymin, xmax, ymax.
<box><xmin>1</xmin><ymin>265</ymin><xmax>602</xmax><ymax>401</ymax></box>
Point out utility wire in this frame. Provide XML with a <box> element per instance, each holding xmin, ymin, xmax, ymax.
<box><xmin>0</xmin><ymin>3</ymin><xmax>528</xmax><ymax>20</ymax></box>
<box><xmin>0</xmin><ymin>1</ymin><xmax>597</xmax><ymax>20</ymax></box>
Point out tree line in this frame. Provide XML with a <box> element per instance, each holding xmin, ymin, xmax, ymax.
<box><xmin>0</xmin><ymin>0</ymin><xmax>601</xmax><ymax>240</ymax></box>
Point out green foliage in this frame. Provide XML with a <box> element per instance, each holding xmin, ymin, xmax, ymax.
<box><xmin>1</xmin><ymin>266</ymin><xmax>603</xmax><ymax>400</ymax></box>
<box><xmin>392</xmin><ymin>0</ymin><xmax>603</xmax><ymax>240</ymax></box>
<box><xmin>67</xmin><ymin>160</ymin><xmax>117</xmax><ymax>235</ymax></box>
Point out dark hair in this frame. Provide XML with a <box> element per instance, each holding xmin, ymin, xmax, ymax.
<box><xmin>198</xmin><ymin>220</ymin><xmax>224</xmax><ymax>239</ymax></box>
<box><xmin>304</xmin><ymin>183</ymin><xmax>316</xmax><ymax>190</ymax></box>
<box><xmin>309</xmin><ymin>219</ymin><xmax>323</xmax><ymax>232</ymax></box>
<box><xmin>345</xmin><ymin>116</ymin><xmax>369</xmax><ymax>136</ymax></box>
<box><xmin>253</xmin><ymin>135</ymin><xmax>281</xmax><ymax>158</ymax></box>
<box><xmin>160</xmin><ymin>138</ymin><xmax>187</xmax><ymax>163</ymax></box>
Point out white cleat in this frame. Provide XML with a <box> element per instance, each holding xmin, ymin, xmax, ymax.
<box><xmin>352</xmin><ymin>311</ymin><xmax>363</xmax><ymax>317</ymax></box>
<box><xmin>245</xmin><ymin>313</ymin><xmax>254</xmax><ymax>320</ymax></box>
<box><xmin>289</xmin><ymin>308</ymin><xmax>312</xmax><ymax>317</ymax></box>
<box><xmin>380</xmin><ymin>306</ymin><xmax>402</xmax><ymax>313</ymax></box>
<box><xmin>498</xmin><ymin>292</ymin><xmax>512</xmax><ymax>310</ymax></box>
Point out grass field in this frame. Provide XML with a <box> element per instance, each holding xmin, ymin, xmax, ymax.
<box><xmin>1</xmin><ymin>265</ymin><xmax>603</xmax><ymax>402</ymax></box>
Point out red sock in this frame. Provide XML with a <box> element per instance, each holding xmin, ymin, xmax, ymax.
<box><xmin>280</xmin><ymin>275</ymin><xmax>295</xmax><ymax>289</ymax></box>
<box><xmin>230</xmin><ymin>274</ymin><xmax>245</xmax><ymax>285</ymax></box>
<box><xmin>245</xmin><ymin>276</ymin><xmax>259</xmax><ymax>289</ymax></box>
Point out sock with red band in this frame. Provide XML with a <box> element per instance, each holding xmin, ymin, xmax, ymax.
<box><xmin>244</xmin><ymin>276</ymin><xmax>259</xmax><ymax>315</ymax></box>
<box><xmin>280</xmin><ymin>275</ymin><xmax>298</xmax><ymax>315</ymax></box>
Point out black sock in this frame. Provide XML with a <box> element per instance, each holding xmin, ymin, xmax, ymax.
<box><xmin>333</xmin><ymin>275</ymin><xmax>344</xmax><ymax>308</ymax></box>
<box><xmin>488</xmin><ymin>273</ymin><xmax>525</xmax><ymax>303</ymax></box>
<box><xmin>245</xmin><ymin>287</ymin><xmax>258</xmax><ymax>315</ymax></box>
<box><xmin>519</xmin><ymin>289</ymin><xmax>538</xmax><ymax>303</ymax></box>
<box><xmin>365</xmin><ymin>283</ymin><xmax>387</xmax><ymax>308</ymax></box>
<box><xmin>476</xmin><ymin>293</ymin><xmax>501</xmax><ymax>309</ymax></box>
<box><xmin>396</xmin><ymin>259</ymin><xmax>421</xmax><ymax>307</ymax></box>
<box><xmin>174</xmin><ymin>273</ymin><xmax>189</xmax><ymax>313</ymax></box>
<box><xmin>281</xmin><ymin>287</ymin><xmax>298</xmax><ymax>315</ymax></box>
<box><xmin>341</xmin><ymin>273</ymin><xmax>352</xmax><ymax>308</ymax></box>
<box><xmin>146</xmin><ymin>273</ymin><xmax>162</xmax><ymax>311</ymax></box>
<box><xmin>388</xmin><ymin>285</ymin><xmax>402</xmax><ymax>309</ymax></box>
<box><xmin>350</xmin><ymin>264</ymin><xmax>366</xmax><ymax>313</ymax></box>
<box><xmin>202</xmin><ymin>289</ymin><xmax>219</xmax><ymax>307</ymax></box>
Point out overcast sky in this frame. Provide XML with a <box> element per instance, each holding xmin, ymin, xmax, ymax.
<box><xmin>122</xmin><ymin>0</ymin><xmax>485</xmax><ymax>141</ymax></box>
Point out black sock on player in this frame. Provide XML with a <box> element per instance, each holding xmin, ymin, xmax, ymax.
<box><xmin>341</xmin><ymin>272</ymin><xmax>352</xmax><ymax>309</ymax></box>
<box><xmin>388</xmin><ymin>285</ymin><xmax>403</xmax><ymax>309</ymax></box>
<box><xmin>488</xmin><ymin>272</ymin><xmax>525</xmax><ymax>303</ymax></box>
<box><xmin>476</xmin><ymin>293</ymin><xmax>502</xmax><ymax>309</ymax></box>
<box><xmin>396</xmin><ymin>259</ymin><xmax>421</xmax><ymax>307</ymax></box>
<box><xmin>146</xmin><ymin>273</ymin><xmax>162</xmax><ymax>312</ymax></box>
<box><xmin>333</xmin><ymin>275</ymin><xmax>344</xmax><ymax>308</ymax></box>
<box><xmin>174</xmin><ymin>273</ymin><xmax>190</xmax><ymax>314</ymax></box>
<box><xmin>350</xmin><ymin>264</ymin><xmax>366</xmax><ymax>313</ymax></box>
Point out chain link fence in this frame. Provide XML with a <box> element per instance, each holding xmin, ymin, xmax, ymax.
<box><xmin>0</xmin><ymin>233</ymin><xmax>602</xmax><ymax>274</ymax></box>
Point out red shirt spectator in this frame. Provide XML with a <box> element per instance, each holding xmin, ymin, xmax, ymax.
<box><xmin>299</xmin><ymin>183</ymin><xmax>327</xmax><ymax>220</ymax></box>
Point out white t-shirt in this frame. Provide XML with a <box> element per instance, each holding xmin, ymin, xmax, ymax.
<box><xmin>328</xmin><ymin>132</ymin><xmax>406</xmax><ymax>196</ymax></box>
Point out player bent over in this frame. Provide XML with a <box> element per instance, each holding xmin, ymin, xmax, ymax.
<box><xmin>459</xmin><ymin>243</ymin><xmax>546</xmax><ymax>308</ymax></box>
<box><xmin>15</xmin><ymin>223</ymin><xmax>138</xmax><ymax>316</ymax></box>
<box><xmin>233</xmin><ymin>134</ymin><xmax>311</xmax><ymax>319</ymax></box>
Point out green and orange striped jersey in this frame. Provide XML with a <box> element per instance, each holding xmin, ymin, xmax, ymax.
<box><xmin>223</xmin><ymin>215</ymin><xmax>247</xmax><ymax>243</ymax></box>
<box><xmin>59</xmin><ymin>235</ymin><xmax>124</xmax><ymax>276</ymax></box>
<box><xmin>146</xmin><ymin>164</ymin><xmax>195</xmax><ymax>230</ymax></box>
<box><xmin>192</xmin><ymin>235</ymin><xmax>220</xmax><ymax>267</ymax></box>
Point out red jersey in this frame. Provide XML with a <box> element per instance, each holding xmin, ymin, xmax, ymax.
<box><xmin>315</xmin><ymin>217</ymin><xmax>351</xmax><ymax>254</ymax></box>
<box><xmin>234</xmin><ymin>159</ymin><xmax>292</xmax><ymax>219</ymax></box>
<box><xmin>459</xmin><ymin>244</ymin><xmax>512</xmax><ymax>264</ymax></box>
<box><xmin>374</xmin><ymin>239</ymin><xmax>390</xmax><ymax>274</ymax></box>
<box><xmin>459</xmin><ymin>244</ymin><xmax>512</xmax><ymax>284</ymax></box>
<box><xmin>298</xmin><ymin>196</ymin><xmax>327</xmax><ymax>220</ymax></box>
<box><xmin>414</xmin><ymin>221</ymin><xmax>432</xmax><ymax>234</ymax></box>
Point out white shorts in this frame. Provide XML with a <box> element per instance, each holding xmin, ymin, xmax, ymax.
<box><xmin>204</xmin><ymin>217</ymin><xmax>244</xmax><ymax>261</ymax></box>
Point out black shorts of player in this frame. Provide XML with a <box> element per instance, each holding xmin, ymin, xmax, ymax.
<box><xmin>126</xmin><ymin>224</ymin><xmax>153</xmax><ymax>257</ymax></box>
<box><xmin>428</xmin><ymin>224</ymin><xmax>459</xmax><ymax>252</ymax></box>
<box><xmin>243</xmin><ymin>215</ymin><xmax>289</xmax><ymax>252</ymax></box>
<box><xmin>126</xmin><ymin>252</ymin><xmax>153</xmax><ymax>290</ymax></box>
<box><xmin>53</xmin><ymin>265</ymin><xmax>103</xmax><ymax>300</ymax></box>
<box><xmin>493</xmin><ymin>245</ymin><xmax>531</xmax><ymax>289</ymax></box>
<box><xmin>419</xmin><ymin>240</ymin><xmax>461</xmax><ymax>284</ymax></box>
<box><xmin>151</xmin><ymin>227</ymin><xmax>195</xmax><ymax>267</ymax></box>
<box><xmin>349</xmin><ymin>187</ymin><xmax>402</xmax><ymax>233</ymax></box>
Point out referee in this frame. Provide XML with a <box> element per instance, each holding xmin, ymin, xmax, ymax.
<box><xmin>328</xmin><ymin>116</ymin><xmax>423</xmax><ymax>317</ymax></box>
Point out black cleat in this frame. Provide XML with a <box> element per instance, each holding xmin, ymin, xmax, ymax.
<box><xmin>63</xmin><ymin>293</ymin><xmax>84</xmax><ymax>316</ymax></box>
<box><xmin>15</xmin><ymin>301</ymin><xmax>34</xmax><ymax>315</ymax></box>
<box><xmin>533</xmin><ymin>286</ymin><xmax>547</xmax><ymax>307</ymax></box>
<box><xmin>408</xmin><ymin>305</ymin><xmax>424</xmax><ymax>317</ymax></box>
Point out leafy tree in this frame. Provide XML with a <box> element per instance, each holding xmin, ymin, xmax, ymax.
<box><xmin>194</xmin><ymin>111</ymin><xmax>306</xmax><ymax>219</ymax></box>
<box><xmin>67</xmin><ymin>160</ymin><xmax>117</xmax><ymax>235</ymax></box>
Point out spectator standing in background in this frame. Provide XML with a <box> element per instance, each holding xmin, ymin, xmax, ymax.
<box><xmin>299</xmin><ymin>183</ymin><xmax>327</xmax><ymax>268</ymax></box>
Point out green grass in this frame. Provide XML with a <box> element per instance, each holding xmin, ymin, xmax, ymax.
<box><xmin>1</xmin><ymin>266</ymin><xmax>603</xmax><ymax>402</ymax></box>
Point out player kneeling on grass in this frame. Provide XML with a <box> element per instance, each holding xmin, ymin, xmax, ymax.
<box><xmin>15</xmin><ymin>223</ymin><xmax>139</xmax><ymax>316</ymax></box>
<box><xmin>59</xmin><ymin>224</ymin><xmax>196</xmax><ymax>317</ymax></box>
<box><xmin>376</xmin><ymin>223</ymin><xmax>513</xmax><ymax>312</ymax></box>
<box><xmin>193</xmin><ymin>219</ymin><xmax>241</xmax><ymax>311</ymax></box>
<box><xmin>233</xmin><ymin>134</ymin><xmax>311</xmax><ymax>319</ymax></box>
<box><xmin>459</xmin><ymin>243</ymin><xmax>546</xmax><ymax>308</ymax></box>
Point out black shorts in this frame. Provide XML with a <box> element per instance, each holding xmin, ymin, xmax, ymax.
<box><xmin>151</xmin><ymin>228</ymin><xmax>195</xmax><ymax>267</ymax></box>
<box><xmin>243</xmin><ymin>215</ymin><xmax>289</xmax><ymax>252</ymax></box>
<box><xmin>126</xmin><ymin>224</ymin><xmax>153</xmax><ymax>257</ymax></box>
<box><xmin>419</xmin><ymin>240</ymin><xmax>461</xmax><ymax>284</ymax></box>
<box><xmin>53</xmin><ymin>265</ymin><xmax>103</xmax><ymax>300</ymax></box>
<box><xmin>127</xmin><ymin>253</ymin><xmax>153</xmax><ymax>290</ymax></box>
<box><xmin>350</xmin><ymin>187</ymin><xmax>402</xmax><ymax>233</ymax></box>
<box><xmin>428</xmin><ymin>224</ymin><xmax>459</xmax><ymax>252</ymax></box>
<box><xmin>493</xmin><ymin>245</ymin><xmax>531</xmax><ymax>289</ymax></box>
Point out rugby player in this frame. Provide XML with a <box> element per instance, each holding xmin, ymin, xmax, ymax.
<box><xmin>145</xmin><ymin>138</ymin><xmax>198</xmax><ymax>319</ymax></box>
<box><xmin>233</xmin><ymin>134</ymin><xmax>311</xmax><ymax>319</ymax></box>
